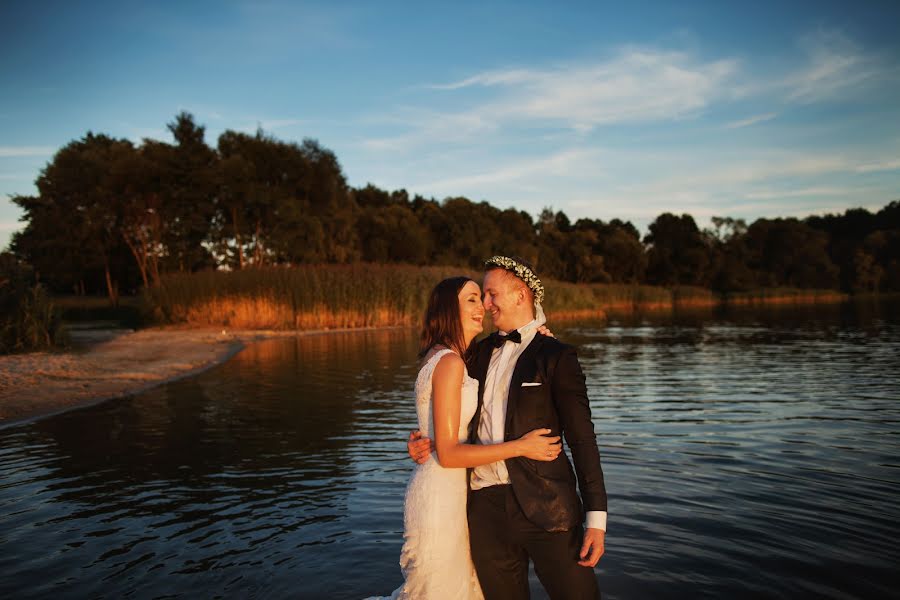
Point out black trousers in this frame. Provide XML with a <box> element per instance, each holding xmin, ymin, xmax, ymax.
<box><xmin>467</xmin><ymin>485</ymin><xmax>600</xmax><ymax>600</ymax></box>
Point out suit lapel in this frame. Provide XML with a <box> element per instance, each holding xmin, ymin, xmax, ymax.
<box><xmin>504</xmin><ymin>334</ymin><xmax>544</xmax><ymax>439</ymax></box>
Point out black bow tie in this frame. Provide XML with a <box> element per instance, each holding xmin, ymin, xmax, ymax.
<box><xmin>489</xmin><ymin>329</ymin><xmax>522</xmax><ymax>348</ymax></box>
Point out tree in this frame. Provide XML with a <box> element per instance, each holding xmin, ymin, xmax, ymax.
<box><xmin>574</xmin><ymin>218</ymin><xmax>646</xmax><ymax>283</ymax></box>
<box><xmin>644</xmin><ymin>213</ymin><xmax>712</xmax><ymax>286</ymax></box>
<box><xmin>414</xmin><ymin>198</ymin><xmax>451</xmax><ymax>264</ymax></box>
<box><xmin>707</xmin><ymin>216</ymin><xmax>748</xmax><ymax>244</ymax></box>
<box><xmin>357</xmin><ymin>202</ymin><xmax>430</xmax><ymax>263</ymax></box>
<box><xmin>115</xmin><ymin>141</ymin><xmax>166</xmax><ymax>288</ymax></box>
<box><xmin>806</xmin><ymin>208</ymin><xmax>878</xmax><ymax>291</ymax></box>
<box><xmin>13</xmin><ymin>133</ymin><xmax>142</xmax><ymax>303</ymax></box>
<box><xmin>862</xmin><ymin>229</ymin><xmax>900</xmax><ymax>291</ymax></box>
<box><xmin>535</xmin><ymin>208</ymin><xmax>567</xmax><ymax>280</ymax></box>
<box><xmin>493</xmin><ymin>209</ymin><xmax>539</xmax><ymax>267</ymax></box>
<box><xmin>438</xmin><ymin>198</ymin><xmax>498</xmax><ymax>268</ymax></box>
<box><xmin>298</xmin><ymin>139</ymin><xmax>358</xmax><ymax>263</ymax></box>
<box><xmin>742</xmin><ymin>218</ymin><xmax>839</xmax><ymax>289</ymax></box>
<box><xmin>216</xmin><ymin>130</ymin><xmax>304</xmax><ymax>267</ymax></box>
<box><xmin>160</xmin><ymin>112</ymin><xmax>218</xmax><ymax>272</ymax></box>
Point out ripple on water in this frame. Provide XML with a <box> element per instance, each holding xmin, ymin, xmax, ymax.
<box><xmin>2</xmin><ymin>308</ymin><xmax>900</xmax><ymax>598</ymax></box>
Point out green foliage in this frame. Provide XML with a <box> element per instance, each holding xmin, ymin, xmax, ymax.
<box><xmin>644</xmin><ymin>213</ymin><xmax>713</xmax><ymax>286</ymax></box>
<box><xmin>6</xmin><ymin>112</ymin><xmax>899</xmax><ymax>300</ymax></box>
<box><xmin>0</xmin><ymin>253</ymin><xmax>67</xmax><ymax>353</ymax></box>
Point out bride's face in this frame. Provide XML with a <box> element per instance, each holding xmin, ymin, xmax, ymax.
<box><xmin>458</xmin><ymin>280</ymin><xmax>485</xmax><ymax>339</ymax></box>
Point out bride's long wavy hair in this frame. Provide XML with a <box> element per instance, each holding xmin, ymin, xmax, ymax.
<box><xmin>419</xmin><ymin>276</ymin><xmax>475</xmax><ymax>360</ymax></box>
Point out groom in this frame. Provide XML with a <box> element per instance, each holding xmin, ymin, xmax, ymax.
<box><xmin>408</xmin><ymin>256</ymin><xmax>607</xmax><ymax>599</ymax></box>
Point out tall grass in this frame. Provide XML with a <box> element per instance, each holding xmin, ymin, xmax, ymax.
<box><xmin>1</xmin><ymin>262</ymin><xmax>67</xmax><ymax>353</ymax></box>
<box><xmin>146</xmin><ymin>264</ymin><xmax>480</xmax><ymax>329</ymax></box>
<box><xmin>143</xmin><ymin>264</ymin><xmax>851</xmax><ymax>331</ymax></box>
<box><xmin>723</xmin><ymin>288</ymin><xmax>848</xmax><ymax>305</ymax></box>
<box><xmin>544</xmin><ymin>283</ymin><xmax>715</xmax><ymax>318</ymax></box>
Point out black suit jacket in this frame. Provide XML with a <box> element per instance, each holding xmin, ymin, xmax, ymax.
<box><xmin>467</xmin><ymin>333</ymin><xmax>607</xmax><ymax>532</ymax></box>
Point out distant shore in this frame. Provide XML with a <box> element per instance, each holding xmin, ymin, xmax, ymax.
<box><xmin>0</xmin><ymin>287</ymin><xmax>865</xmax><ymax>427</ymax></box>
<box><xmin>0</xmin><ymin>326</ymin><xmax>398</xmax><ymax>428</ymax></box>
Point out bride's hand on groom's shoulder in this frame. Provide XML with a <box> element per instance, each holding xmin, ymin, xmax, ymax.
<box><xmin>407</xmin><ymin>430</ymin><xmax>433</xmax><ymax>464</ymax></box>
<box><xmin>537</xmin><ymin>325</ymin><xmax>555</xmax><ymax>338</ymax></box>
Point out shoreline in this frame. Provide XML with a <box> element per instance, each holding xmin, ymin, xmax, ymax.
<box><xmin>0</xmin><ymin>325</ymin><xmax>406</xmax><ymax>429</ymax></box>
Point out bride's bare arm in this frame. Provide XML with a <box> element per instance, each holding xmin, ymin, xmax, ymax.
<box><xmin>431</xmin><ymin>353</ymin><xmax>561</xmax><ymax>468</ymax></box>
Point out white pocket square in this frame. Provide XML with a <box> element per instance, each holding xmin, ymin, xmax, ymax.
<box><xmin>521</xmin><ymin>382</ymin><xmax>542</xmax><ymax>387</ymax></box>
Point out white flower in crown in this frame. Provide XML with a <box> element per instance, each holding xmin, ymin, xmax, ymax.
<box><xmin>484</xmin><ymin>256</ymin><xmax>545</xmax><ymax>305</ymax></box>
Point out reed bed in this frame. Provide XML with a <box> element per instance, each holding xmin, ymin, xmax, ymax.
<box><xmin>143</xmin><ymin>265</ymin><xmax>853</xmax><ymax>331</ymax></box>
<box><xmin>723</xmin><ymin>288</ymin><xmax>848</xmax><ymax>305</ymax></box>
<box><xmin>146</xmin><ymin>264</ymin><xmax>480</xmax><ymax>329</ymax></box>
<box><xmin>545</xmin><ymin>283</ymin><xmax>715</xmax><ymax>317</ymax></box>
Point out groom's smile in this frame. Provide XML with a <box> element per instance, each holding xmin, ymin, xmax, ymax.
<box><xmin>482</xmin><ymin>268</ymin><xmax>531</xmax><ymax>333</ymax></box>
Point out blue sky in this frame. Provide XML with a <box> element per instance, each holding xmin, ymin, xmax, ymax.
<box><xmin>2</xmin><ymin>0</ymin><xmax>900</xmax><ymax>250</ymax></box>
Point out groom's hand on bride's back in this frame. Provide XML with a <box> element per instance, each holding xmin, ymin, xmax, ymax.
<box><xmin>407</xmin><ymin>430</ymin><xmax>433</xmax><ymax>464</ymax></box>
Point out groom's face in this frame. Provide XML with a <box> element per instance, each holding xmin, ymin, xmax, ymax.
<box><xmin>482</xmin><ymin>268</ymin><xmax>525</xmax><ymax>332</ymax></box>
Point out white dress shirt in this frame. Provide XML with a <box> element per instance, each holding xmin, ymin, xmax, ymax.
<box><xmin>471</xmin><ymin>317</ymin><xmax>607</xmax><ymax>532</ymax></box>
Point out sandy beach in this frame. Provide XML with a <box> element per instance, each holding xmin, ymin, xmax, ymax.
<box><xmin>0</xmin><ymin>327</ymin><xmax>308</xmax><ymax>427</ymax></box>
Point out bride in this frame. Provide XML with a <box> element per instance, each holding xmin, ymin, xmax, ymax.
<box><xmin>367</xmin><ymin>276</ymin><xmax>561</xmax><ymax>600</ymax></box>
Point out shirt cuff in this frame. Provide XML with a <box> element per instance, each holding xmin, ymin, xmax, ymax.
<box><xmin>585</xmin><ymin>511</ymin><xmax>607</xmax><ymax>532</ymax></box>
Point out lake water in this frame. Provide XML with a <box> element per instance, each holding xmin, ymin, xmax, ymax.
<box><xmin>1</xmin><ymin>300</ymin><xmax>899</xmax><ymax>599</ymax></box>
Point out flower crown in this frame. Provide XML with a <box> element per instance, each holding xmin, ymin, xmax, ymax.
<box><xmin>484</xmin><ymin>256</ymin><xmax>544</xmax><ymax>305</ymax></box>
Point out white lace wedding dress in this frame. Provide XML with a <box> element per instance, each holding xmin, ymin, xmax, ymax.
<box><xmin>366</xmin><ymin>348</ymin><xmax>485</xmax><ymax>600</ymax></box>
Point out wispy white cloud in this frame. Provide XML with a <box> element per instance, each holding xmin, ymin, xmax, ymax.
<box><xmin>613</xmin><ymin>153</ymin><xmax>856</xmax><ymax>197</ymax></box>
<box><xmin>724</xmin><ymin>112</ymin><xmax>777</xmax><ymax>129</ymax></box>
<box><xmin>364</xmin><ymin>48</ymin><xmax>739</xmax><ymax>154</ymax></box>
<box><xmin>0</xmin><ymin>146</ymin><xmax>55</xmax><ymax>158</ymax></box>
<box><xmin>471</xmin><ymin>143</ymin><xmax>898</xmax><ymax>227</ymax></box>
<box><xmin>785</xmin><ymin>30</ymin><xmax>880</xmax><ymax>103</ymax></box>
<box><xmin>625</xmin><ymin>151</ymin><xmax>895</xmax><ymax>221</ymax></box>
<box><xmin>414</xmin><ymin>148</ymin><xmax>604</xmax><ymax>193</ymax></box>
<box><xmin>722</xmin><ymin>197</ymin><xmax>888</xmax><ymax>219</ymax></box>
<box><xmin>360</xmin><ymin>109</ymin><xmax>498</xmax><ymax>153</ymax></box>
<box><xmin>365</xmin><ymin>29</ymin><xmax>897</xmax><ymax>159</ymax></box>
<box><xmin>437</xmin><ymin>49</ymin><xmax>738</xmax><ymax>131</ymax></box>
<box><xmin>427</xmin><ymin>69</ymin><xmax>544</xmax><ymax>91</ymax></box>
<box><xmin>563</xmin><ymin>185</ymin><xmax>890</xmax><ymax>229</ymax></box>
<box><xmin>855</xmin><ymin>159</ymin><xmax>900</xmax><ymax>173</ymax></box>
<box><xmin>744</xmin><ymin>186</ymin><xmax>857</xmax><ymax>200</ymax></box>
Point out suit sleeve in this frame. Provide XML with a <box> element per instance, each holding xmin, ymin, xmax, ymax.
<box><xmin>552</xmin><ymin>346</ymin><xmax>607</xmax><ymax>513</ymax></box>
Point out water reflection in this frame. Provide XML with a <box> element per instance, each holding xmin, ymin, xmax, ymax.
<box><xmin>1</xmin><ymin>302</ymin><xmax>899</xmax><ymax>599</ymax></box>
<box><xmin>0</xmin><ymin>329</ymin><xmax>422</xmax><ymax>598</ymax></box>
<box><xmin>578</xmin><ymin>300</ymin><xmax>900</xmax><ymax>599</ymax></box>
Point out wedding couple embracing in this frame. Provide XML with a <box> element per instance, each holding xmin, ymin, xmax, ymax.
<box><xmin>368</xmin><ymin>256</ymin><xmax>607</xmax><ymax>600</ymax></box>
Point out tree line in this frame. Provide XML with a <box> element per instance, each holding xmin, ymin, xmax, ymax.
<box><xmin>6</xmin><ymin>112</ymin><xmax>900</xmax><ymax>304</ymax></box>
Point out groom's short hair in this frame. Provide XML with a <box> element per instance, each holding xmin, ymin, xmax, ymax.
<box><xmin>485</xmin><ymin>255</ymin><xmax>537</xmax><ymax>302</ymax></box>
